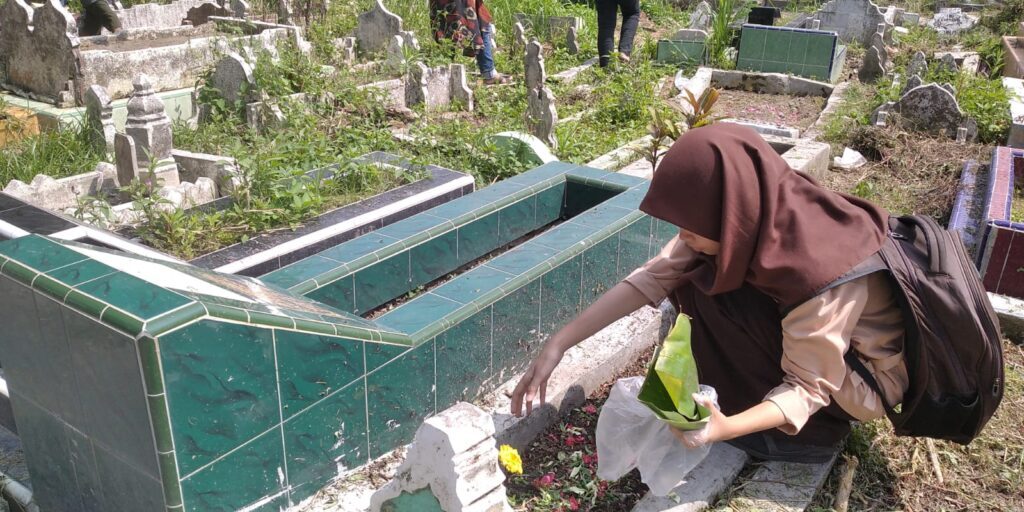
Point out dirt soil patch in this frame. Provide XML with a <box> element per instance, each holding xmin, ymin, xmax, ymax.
<box><xmin>715</xmin><ymin>89</ymin><xmax>826</xmax><ymax>131</ymax></box>
<box><xmin>810</xmin><ymin>341</ymin><xmax>1024</xmax><ymax>511</ymax></box>
<box><xmin>506</xmin><ymin>344</ymin><xmax>657</xmax><ymax>511</ymax></box>
<box><xmin>819</xmin><ymin>123</ymin><xmax>992</xmax><ymax>223</ymax></box>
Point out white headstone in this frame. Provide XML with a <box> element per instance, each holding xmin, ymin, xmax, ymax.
<box><xmin>670</xmin><ymin>28</ymin><xmax>708</xmax><ymax>41</ymax></box>
<box><xmin>449</xmin><ymin>63</ymin><xmax>474</xmax><ymax>111</ymax></box>
<box><xmin>386</xmin><ymin>34</ymin><xmax>406</xmax><ymax>73</ymax></box>
<box><xmin>526</xmin><ymin>86</ymin><xmax>558</xmax><ymax>148</ymax></box>
<box><xmin>85</xmin><ymin>84</ymin><xmax>115</xmax><ymax>155</ymax></box>
<box><xmin>212</xmin><ymin>52</ymin><xmax>255</xmax><ymax>106</ymax></box>
<box><xmin>525</xmin><ymin>39</ymin><xmax>546</xmax><ymax>91</ymax></box>
<box><xmin>690</xmin><ymin>0</ymin><xmax>713</xmax><ymax>29</ymax></box>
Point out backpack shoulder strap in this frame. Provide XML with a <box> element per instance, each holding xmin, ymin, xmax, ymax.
<box><xmin>780</xmin><ymin>252</ymin><xmax>888</xmax><ymax>316</ymax></box>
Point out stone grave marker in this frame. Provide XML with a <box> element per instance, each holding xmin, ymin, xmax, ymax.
<box><xmin>386</xmin><ymin>34</ymin><xmax>407</xmax><ymax>72</ymax></box>
<box><xmin>334</xmin><ymin>37</ymin><xmax>356</xmax><ymax>63</ymax></box>
<box><xmin>690</xmin><ymin>0</ymin><xmax>713</xmax><ymax>29</ymax></box>
<box><xmin>928</xmin><ymin>8</ymin><xmax>977</xmax><ymax>35</ymax></box>
<box><xmin>514</xmin><ymin>22</ymin><xmax>527</xmax><ymax>49</ymax></box>
<box><xmin>85</xmin><ymin>84</ymin><xmax>115</xmax><ymax>155</ymax></box>
<box><xmin>230</xmin><ymin>0</ymin><xmax>249</xmax><ymax>18</ymax></box>
<box><xmin>525</xmin><ymin>39</ymin><xmax>546</xmax><ymax>90</ymax></box>
<box><xmin>939</xmin><ymin>52</ymin><xmax>960</xmax><ymax>73</ymax></box>
<box><xmin>874</xmin><ymin>83</ymin><xmax>969</xmax><ymax>138</ymax></box>
<box><xmin>211</xmin><ymin>52</ymin><xmax>255</xmax><ymax>106</ymax></box>
<box><xmin>671</xmin><ymin>28</ymin><xmax>709</xmax><ymax>41</ymax></box>
<box><xmin>450</xmin><ymin>63</ymin><xmax>473</xmax><ymax>111</ymax></box>
<box><xmin>406</xmin><ymin>63</ymin><xmax>473</xmax><ymax>112</ymax></box>
<box><xmin>566</xmin><ymin>26</ymin><xmax>579</xmax><ymax>54</ymax></box>
<box><xmin>277</xmin><ymin>0</ymin><xmax>292</xmax><ymax>24</ymax></box>
<box><xmin>124</xmin><ymin>74</ymin><xmax>180</xmax><ymax>187</ymax></box>
<box><xmin>859</xmin><ymin>46</ymin><xmax>885</xmax><ymax>83</ymax></box>
<box><xmin>812</xmin><ymin>0</ymin><xmax>888</xmax><ymax>46</ymax></box>
<box><xmin>115</xmin><ymin>133</ymin><xmax>140</xmax><ymax>187</ymax></box>
<box><xmin>901</xmin><ymin>74</ymin><xmax>923</xmax><ymax>94</ymax></box>
<box><xmin>185</xmin><ymin>2</ymin><xmax>231</xmax><ymax>26</ymax></box>
<box><xmin>907</xmin><ymin>50</ymin><xmax>928</xmax><ymax>77</ymax></box>
<box><xmin>526</xmin><ymin>86</ymin><xmax>558</xmax><ymax>148</ymax></box>
<box><xmin>356</xmin><ymin>0</ymin><xmax>403</xmax><ymax>56</ymax></box>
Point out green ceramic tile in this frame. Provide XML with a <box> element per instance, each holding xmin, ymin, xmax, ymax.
<box><xmin>76</xmin><ymin>272</ymin><xmax>191</xmax><ymax>320</ymax></box>
<box><xmin>617</xmin><ymin>217</ymin><xmax>653</xmax><ymax>275</ymax></box>
<box><xmin>0</xmin><ymin>286</ymin><xmax>86</xmax><ymax>425</ymax></box>
<box><xmin>148</xmin><ymin>393</ymin><xmax>174</xmax><ymax>452</ymax></box>
<box><xmin>1</xmin><ymin>259</ymin><xmax>36</xmax><ymax>284</ymax></box>
<box><xmin>591</xmin><ymin>172</ymin><xmax>644</xmax><ymax>190</ymax></box>
<box><xmin>737</xmin><ymin>57</ymin><xmax>762</xmax><ymax>72</ymax></box>
<box><xmin>376</xmin><ymin>293</ymin><xmax>462</xmax><ymax>336</ymax></box>
<box><xmin>262</xmin><ymin>256</ymin><xmax>343</xmax><ymax>290</ymax></box>
<box><xmin>63</xmin><ymin>288</ymin><xmax>107</xmax><ymax>318</ymax></box>
<box><xmin>353</xmin><ymin>253</ymin><xmax>410</xmax><ymax>314</ymax></box>
<box><xmin>307</xmin><ymin>275</ymin><xmax>356</xmax><ymax>314</ymax></box>
<box><xmin>436</xmin><ymin>308</ymin><xmax>492</xmax><ymax>410</ymax></box>
<box><xmin>563</xmin><ymin>181</ymin><xmax>620</xmax><ymax>218</ymax></box>
<box><xmin>32</xmin><ymin>273</ymin><xmax>70</xmax><ymax>301</ymax></box>
<box><xmin>204</xmin><ymin>302</ymin><xmax>250</xmax><ymax>323</ymax></box>
<box><xmin>63</xmin><ymin>308</ymin><xmax>160</xmax><ymax>476</ymax></box>
<box><xmin>497</xmin><ymin>195</ymin><xmax>537</xmax><ymax>245</ymax></box>
<box><xmin>0</xmin><ymin>235</ymin><xmax>85</xmax><ymax>272</ymax></box>
<box><xmin>101</xmin><ymin>307</ymin><xmax>145</xmax><ymax>336</ymax></box>
<box><xmin>509</xmin><ymin>161</ymin><xmax>576</xmax><ymax>182</ymax></box>
<box><xmin>47</xmin><ymin>258</ymin><xmax>116</xmax><ymax>287</ymax></box>
<box><xmin>492</xmin><ymin>279</ymin><xmax>541</xmax><ymax>378</ymax></box>
<box><xmin>535</xmin><ymin>182</ymin><xmax>566</xmax><ymax>227</ymax></box>
<box><xmin>374</xmin><ymin>213</ymin><xmax>450</xmax><ymax>242</ymax></box>
<box><xmin>457</xmin><ymin>214</ymin><xmax>501</xmax><ymax>266</ymax></box>
<box><xmin>582</xmin><ymin>235</ymin><xmax>621</xmax><ymax>306</ymax></box>
<box><xmin>9</xmin><ymin>392</ymin><xmax>84</xmax><ymax>512</ymax></box>
<box><xmin>380</xmin><ymin>488</ymin><xmax>444</xmax><ymax>511</ymax></box>
<box><xmin>247</xmin><ymin>310</ymin><xmax>295</xmax><ymax>329</ymax></box>
<box><xmin>763</xmin><ymin>30</ymin><xmax>791</xmax><ymax>60</ymax></box>
<box><xmin>365</xmin><ymin>342</ymin><xmax>411</xmax><ymax>372</ymax></box>
<box><xmin>276</xmin><ymin>329</ymin><xmax>365</xmax><ymax>417</ymax></box>
<box><xmin>93</xmin><ymin>445</ymin><xmax>166</xmax><ymax>511</ymax></box>
<box><xmin>534</xmin><ymin>222</ymin><xmax>593</xmax><ymax>252</ymax></box>
<box><xmin>790</xmin><ymin>33</ymin><xmax>810</xmax><ymax>65</ymax></box>
<box><xmin>179</xmin><ymin>428</ymin><xmax>286</xmax><ymax>512</ymax></box>
<box><xmin>738</xmin><ymin>27</ymin><xmax>766</xmax><ymax>60</ymax></box>
<box><xmin>318</xmin><ymin>232</ymin><xmax>402</xmax><ymax>266</ymax></box>
<box><xmin>465</xmin><ymin>180</ymin><xmax>529</xmax><ymax>206</ymax></box>
<box><xmin>654</xmin><ymin>218</ymin><xmax>679</xmax><ymax>248</ymax></box>
<box><xmin>761</xmin><ymin>59</ymin><xmax>787</xmax><ymax>74</ymax></box>
<box><xmin>425</xmin><ymin>198</ymin><xmax>481</xmax><ymax>222</ymax></box>
<box><xmin>284</xmin><ymin>379</ymin><xmax>367</xmax><ymax>498</ymax></box>
<box><xmin>410</xmin><ymin>231</ymin><xmax>459</xmax><ymax>288</ymax></box>
<box><xmin>144</xmin><ymin>304</ymin><xmax>208</xmax><ymax>339</ymax></box>
<box><xmin>487</xmin><ymin>242</ymin><xmax>557</xmax><ymax>276</ymax></box>
<box><xmin>432</xmin><ymin>266</ymin><xmax>514</xmax><ymax>306</ymax></box>
<box><xmin>65</xmin><ymin>425</ymin><xmax>104</xmax><ymax>510</ymax></box>
<box><xmin>292</xmin><ymin>317</ymin><xmax>338</xmax><ymax>337</ymax></box>
<box><xmin>159</xmin><ymin>320</ymin><xmax>279</xmax><ymax>476</ymax></box>
<box><xmin>572</xmin><ymin>203</ymin><xmax>632</xmax><ymax>231</ymax></box>
<box><xmin>804</xmin><ymin>65</ymin><xmax>830</xmax><ymax>80</ymax></box>
<box><xmin>367</xmin><ymin>340</ymin><xmax>435</xmax><ymax>459</ymax></box>
<box><xmin>540</xmin><ymin>256</ymin><xmax>582</xmax><ymax>335</ymax></box>
<box><xmin>806</xmin><ymin>35</ymin><xmax>836</xmax><ymax>66</ymax></box>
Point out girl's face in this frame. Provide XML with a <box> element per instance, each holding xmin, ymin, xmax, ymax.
<box><xmin>679</xmin><ymin>228</ymin><xmax>721</xmax><ymax>256</ymax></box>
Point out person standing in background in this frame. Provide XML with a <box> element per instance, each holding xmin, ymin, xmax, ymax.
<box><xmin>430</xmin><ymin>0</ymin><xmax>510</xmax><ymax>85</ymax></box>
<box><xmin>596</xmin><ymin>0</ymin><xmax>641</xmax><ymax>67</ymax></box>
<box><xmin>79</xmin><ymin>0</ymin><xmax>122</xmax><ymax>36</ymax></box>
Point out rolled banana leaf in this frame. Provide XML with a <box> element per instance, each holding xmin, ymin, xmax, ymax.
<box><xmin>637</xmin><ymin>314</ymin><xmax>711</xmax><ymax>431</ymax></box>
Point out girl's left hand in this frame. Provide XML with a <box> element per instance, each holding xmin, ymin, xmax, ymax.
<box><xmin>670</xmin><ymin>393</ymin><xmax>733</xmax><ymax>449</ymax></box>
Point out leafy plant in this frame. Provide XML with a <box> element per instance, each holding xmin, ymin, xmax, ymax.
<box><xmin>681</xmin><ymin>86</ymin><xmax>720</xmax><ymax>130</ymax></box>
<box><xmin>706</xmin><ymin>0</ymin><xmax>739</xmax><ymax>69</ymax></box>
<box><xmin>0</xmin><ymin>122</ymin><xmax>104</xmax><ymax>188</ymax></box>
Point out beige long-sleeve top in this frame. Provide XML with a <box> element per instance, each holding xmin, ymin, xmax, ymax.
<box><xmin>625</xmin><ymin>236</ymin><xmax>910</xmax><ymax>434</ymax></box>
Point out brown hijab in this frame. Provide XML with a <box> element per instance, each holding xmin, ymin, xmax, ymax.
<box><xmin>640</xmin><ymin>123</ymin><xmax>889</xmax><ymax>307</ymax></box>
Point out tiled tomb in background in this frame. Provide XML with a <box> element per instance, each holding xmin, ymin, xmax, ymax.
<box><xmin>735</xmin><ymin>24</ymin><xmax>847</xmax><ymax>83</ymax></box>
<box><xmin>0</xmin><ymin>162</ymin><xmax>675</xmax><ymax>511</ymax></box>
<box><xmin>975</xmin><ymin>147</ymin><xmax>1024</xmax><ymax>298</ymax></box>
<box><xmin>186</xmin><ymin>152</ymin><xmax>475</xmax><ymax>276</ymax></box>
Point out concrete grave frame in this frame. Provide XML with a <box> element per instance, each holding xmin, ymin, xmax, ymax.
<box><xmin>973</xmin><ymin>147</ymin><xmax>1024</xmax><ymax>299</ymax></box>
<box><xmin>0</xmin><ymin>162</ymin><xmax>672</xmax><ymax>511</ymax></box>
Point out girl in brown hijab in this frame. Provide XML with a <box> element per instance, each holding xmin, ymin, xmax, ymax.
<box><xmin>511</xmin><ymin>123</ymin><xmax>910</xmax><ymax>463</ymax></box>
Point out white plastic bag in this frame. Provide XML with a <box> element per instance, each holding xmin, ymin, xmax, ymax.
<box><xmin>595</xmin><ymin>376</ymin><xmax>718</xmax><ymax>496</ymax></box>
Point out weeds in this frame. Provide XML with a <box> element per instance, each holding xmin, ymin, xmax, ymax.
<box><xmin>0</xmin><ymin>122</ymin><xmax>104</xmax><ymax>188</ymax></box>
<box><xmin>706</xmin><ymin>0</ymin><xmax>739</xmax><ymax>69</ymax></box>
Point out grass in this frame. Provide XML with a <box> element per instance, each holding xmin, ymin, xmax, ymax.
<box><xmin>808</xmin><ymin>341</ymin><xmax>1024</xmax><ymax>512</ymax></box>
<box><xmin>0</xmin><ymin>122</ymin><xmax>104</xmax><ymax>188</ymax></box>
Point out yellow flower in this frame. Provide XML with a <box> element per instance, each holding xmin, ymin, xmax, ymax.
<box><xmin>498</xmin><ymin>444</ymin><xmax>523</xmax><ymax>475</ymax></box>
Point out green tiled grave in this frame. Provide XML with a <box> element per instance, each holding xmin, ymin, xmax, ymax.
<box><xmin>656</xmin><ymin>40</ymin><xmax>706</xmax><ymax>66</ymax></box>
<box><xmin>0</xmin><ymin>162</ymin><xmax>670</xmax><ymax>511</ymax></box>
<box><xmin>736</xmin><ymin>24</ymin><xmax>847</xmax><ymax>83</ymax></box>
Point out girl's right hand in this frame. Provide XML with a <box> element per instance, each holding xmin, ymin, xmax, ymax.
<box><xmin>510</xmin><ymin>342</ymin><xmax>565</xmax><ymax>417</ymax></box>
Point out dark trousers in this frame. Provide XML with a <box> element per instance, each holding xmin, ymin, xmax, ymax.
<box><xmin>596</xmin><ymin>0</ymin><xmax>641</xmax><ymax>67</ymax></box>
<box><xmin>80</xmin><ymin>0</ymin><xmax>121</xmax><ymax>36</ymax></box>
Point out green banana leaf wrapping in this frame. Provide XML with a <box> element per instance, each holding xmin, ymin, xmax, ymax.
<box><xmin>637</xmin><ymin>314</ymin><xmax>711</xmax><ymax>431</ymax></box>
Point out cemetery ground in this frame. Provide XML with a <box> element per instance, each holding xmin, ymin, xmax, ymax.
<box><xmin>2</xmin><ymin>0</ymin><xmax>1024</xmax><ymax>509</ymax></box>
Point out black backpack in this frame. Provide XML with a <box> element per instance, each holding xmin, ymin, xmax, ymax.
<box><xmin>827</xmin><ymin>215</ymin><xmax>1005</xmax><ymax>444</ymax></box>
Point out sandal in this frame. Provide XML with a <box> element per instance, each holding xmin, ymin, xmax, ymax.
<box><xmin>483</xmin><ymin>74</ymin><xmax>511</xmax><ymax>85</ymax></box>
